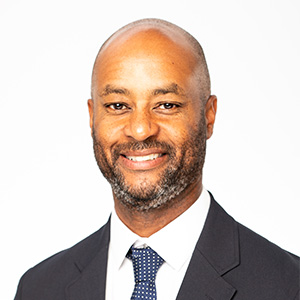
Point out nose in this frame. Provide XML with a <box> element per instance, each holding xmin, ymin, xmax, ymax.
<box><xmin>123</xmin><ymin>110</ymin><xmax>159</xmax><ymax>141</ymax></box>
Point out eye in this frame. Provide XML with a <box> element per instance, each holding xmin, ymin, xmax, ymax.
<box><xmin>104</xmin><ymin>102</ymin><xmax>130</xmax><ymax>114</ymax></box>
<box><xmin>108</xmin><ymin>103</ymin><xmax>127</xmax><ymax>110</ymax></box>
<box><xmin>158</xmin><ymin>103</ymin><xmax>178</xmax><ymax>110</ymax></box>
<box><xmin>154</xmin><ymin>102</ymin><xmax>182</xmax><ymax>115</ymax></box>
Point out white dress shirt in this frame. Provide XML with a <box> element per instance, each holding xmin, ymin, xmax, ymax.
<box><xmin>105</xmin><ymin>188</ymin><xmax>211</xmax><ymax>300</ymax></box>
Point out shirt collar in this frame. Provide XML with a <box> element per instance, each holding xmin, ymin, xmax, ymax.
<box><xmin>110</xmin><ymin>188</ymin><xmax>211</xmax><ymax>272</ymax></box>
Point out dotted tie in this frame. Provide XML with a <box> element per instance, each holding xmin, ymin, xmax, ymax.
<box><xmin>126</xmin><ymin>246</ymin><xmax>164</xmax><ymax>300</ymax></box>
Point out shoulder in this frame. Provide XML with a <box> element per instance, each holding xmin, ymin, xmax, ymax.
<box><xmin>230</xmin><ymin>213</ymin><xmax>299</xmax><ymax>298</ymax></box>
<box><xmin>204</xmin><ymin>196</ymin><xmax>299</xmax><ymax>299</ymax></box>
<box><xmin>14</xmin><ymin>220</ymin><xmax>110</xmax><ymax>300</ymax></box>
<box><xmin>208</xmin><ymin>195</ymin><xmax>299</xmax><ymax>267</ymax></box>
<box><xmin>232</xmin><ymin>222</ymin><xmax>299</xmax><ymax>298</ymax></box>
<box><xmin>237</xmin><ymin>221</ymin><xmax>299</xmax><ymax>275</ymax></box>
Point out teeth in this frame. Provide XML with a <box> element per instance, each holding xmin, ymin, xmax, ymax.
<box><xmin>126</xmin><ymin>153</ymin><xmax>162</xmax><ymax>162</ymax></box>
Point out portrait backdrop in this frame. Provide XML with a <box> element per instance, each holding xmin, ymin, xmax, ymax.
<box><xmin>0</xmin><ymin>0</ymin><xmax>299</xmax><ymax>299</ymax></box>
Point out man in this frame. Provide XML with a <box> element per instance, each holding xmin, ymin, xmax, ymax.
<box><xmin>14</xmin><ymin>18</ymin><xmax>299</xmax><ymax>300</ymax></box>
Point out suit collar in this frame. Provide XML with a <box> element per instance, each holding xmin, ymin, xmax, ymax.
<box><xmin>65</xmin><ymin>194</ymin><xmax>240</xmax><ymax>300</ymax></box>
<box><xmin>66</xmin><ymin>219</ymin><xmax>110</xmax><ymax>300</ymax></box>
<box><xmin>197</xmin><ymin>195</ymin><xmax>240</xmax><ymax>276</ymax></box>
<box><xmin>176</xmin><ymin>194</ymin><xmax>239</xmax><ymax>300</ymax></box>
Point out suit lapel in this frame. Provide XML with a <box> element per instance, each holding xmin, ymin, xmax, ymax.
<box><xmin>66</xmin><ymin>220</ymin><xmax>110</xmax><ymax>300</ymax></box>
<box><xmin>176</xmin><ymin>196</ymin><xmax>240</xmax><ymax>300</ymax></box>
<box><xmin>65</xmin><ymin>195</ymin><xmax>239</xmax><ymax>300</ymax></box>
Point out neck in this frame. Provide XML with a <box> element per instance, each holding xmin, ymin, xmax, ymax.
<box><xmin>113</xmin><ymin>178</ymin><xmax>203</xmax><ymax>237</ymax></box>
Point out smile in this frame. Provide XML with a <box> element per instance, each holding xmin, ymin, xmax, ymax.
<box><xmin>125</xmin><ymin>153</ymin><xmax>163</xmax><ymax>162</ymax></box>
<box><xmin>119</xmin><ymin>151</ymin><xmax>167</xmax><ymax>171</ymax></box>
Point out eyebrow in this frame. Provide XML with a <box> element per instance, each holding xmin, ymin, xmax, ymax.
<box><xmin>99</xmin><ymin>83</ymin><xmax>186</xmax><ymax>98</ymax></box>
<box><xmin>152</xmin><ymin>83</ymin><xmax>186</xmax><ymax>97</ymax></box>
<box><xmin>99</xmin><ymin>85</ymin><xmax>130</xmax><ymax>97</ymax></box>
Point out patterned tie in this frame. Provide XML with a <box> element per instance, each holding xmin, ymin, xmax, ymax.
<box><xmin>126</xmin><ymin>246</ymin><xmax>164</xmax><ymax>300</ymax></box>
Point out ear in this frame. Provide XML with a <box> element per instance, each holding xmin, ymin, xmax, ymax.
<box><xmin>87</xmin><ymin>99</ymin><xmax>94</xmax><ymax>135</ymax></box>
<box><xmin>205</xmin><ymin>95</ymin><xmax>217</xmax><ymax>139</ymax></box>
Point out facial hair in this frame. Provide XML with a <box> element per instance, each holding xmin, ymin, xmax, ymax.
<box><xmin>92</xmin><ymin>114</ymin><xmax>206</xmax><ymax>212</ymax></box>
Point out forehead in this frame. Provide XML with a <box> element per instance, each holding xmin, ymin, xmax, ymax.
<box><xmin>92</xmin><ymin>27</ymin><xmax>199</xmax><ymax>92</ymax></box>
<box><xmin>101</xmin><ymin>26</ymin><xmax>195</xmax><ymax>57</ymax></box>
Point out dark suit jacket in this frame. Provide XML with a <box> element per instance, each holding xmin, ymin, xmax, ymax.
<box><xmin>14</xmin><ymin>195</ymin><xmax>300</xmax><ymax>299</ymax></box>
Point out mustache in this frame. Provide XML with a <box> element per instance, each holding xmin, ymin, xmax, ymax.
<box><xmin>112</xmin><ymin>140</ymin><xmax>176</xmax><ymax>161</ymax></box>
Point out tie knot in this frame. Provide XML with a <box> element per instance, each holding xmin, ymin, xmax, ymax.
<box><xmin>127</xmin><ymin>246</ymin><xmax>164</xmax><ymax>283</ymax></box>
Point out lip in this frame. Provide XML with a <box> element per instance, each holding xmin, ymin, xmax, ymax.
<box><xmin>118</xmin><ymin>149</ymin><xmax>168</xmax><ymax>171</ymax></box>
<box><xmin>120</xmin><ymin>149</ymin><xmax>165</xmax><ymax>157</ymax></box>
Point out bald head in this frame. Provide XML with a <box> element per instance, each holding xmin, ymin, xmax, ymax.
<box><xmin>91</xmin><ymin>18</ymin><xmax>211</xmax><ymax>103</ymax></box>
<box><xmin>88</xmin><ymin>18</ymin><xmax>218</xmax><ymax>218</ymax></box>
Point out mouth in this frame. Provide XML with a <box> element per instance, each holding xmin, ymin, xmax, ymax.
<box><xmin>123</xmin><ymin>153</ymin><xmax>164</xmax><ymax>162</ymax></box>
<box><xmin>118</xmin><ymin>150</ymin><xmax>167</xmax><ymax>170</ymax></box>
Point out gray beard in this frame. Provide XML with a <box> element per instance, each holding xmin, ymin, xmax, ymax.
<box><xmin>92</xmin><ymin>116</ymin><xmax>206</xmax><ymax>212</ymax></box>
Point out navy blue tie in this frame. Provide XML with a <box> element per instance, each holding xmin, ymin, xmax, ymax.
<box><xmin>127</xmin><ymin>246</ymin><xmax>164</xmax><ymax>300</ymax></box>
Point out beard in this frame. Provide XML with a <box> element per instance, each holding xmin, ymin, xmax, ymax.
<box><xmin>92</xmin><ymin>115</ymin><xmax>207</xmax><ymax>212</ymax></box>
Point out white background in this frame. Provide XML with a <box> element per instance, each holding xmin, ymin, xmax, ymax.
<box><xmin>1</xmin><ymin>0</ymin><xmax>299</xmax><ymax>299</ymax></box>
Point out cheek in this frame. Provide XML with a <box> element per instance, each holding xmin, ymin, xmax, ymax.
<box><xmin>164</xmin><ymin>126</ymin><xmax>188</xmax><ymax>144</ymax></box>
<box><xmin>93</xmin><ymin>116</ymin><xmax>124</xmax><ymax>148</ymax></box>
<box><xmin>160</xmin><ymin>116</ymin><xmax>201</xmax><ymax>146</ymax></box>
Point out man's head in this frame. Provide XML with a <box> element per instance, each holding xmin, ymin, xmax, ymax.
<box><xmin>91</xmin><ymin>19</ymin><xmax>211</xmax><ymax>104</ymax></box>
<box><xmin>88</xmin><ymin>18</ymin><xmax>217</xmax><ymax>213</ymax></box>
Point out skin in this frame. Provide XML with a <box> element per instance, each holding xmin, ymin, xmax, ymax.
<box><xmin>88</xmin><ymin>26</ymin><xmax>217</xmax><ymax>237</ymax></box>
